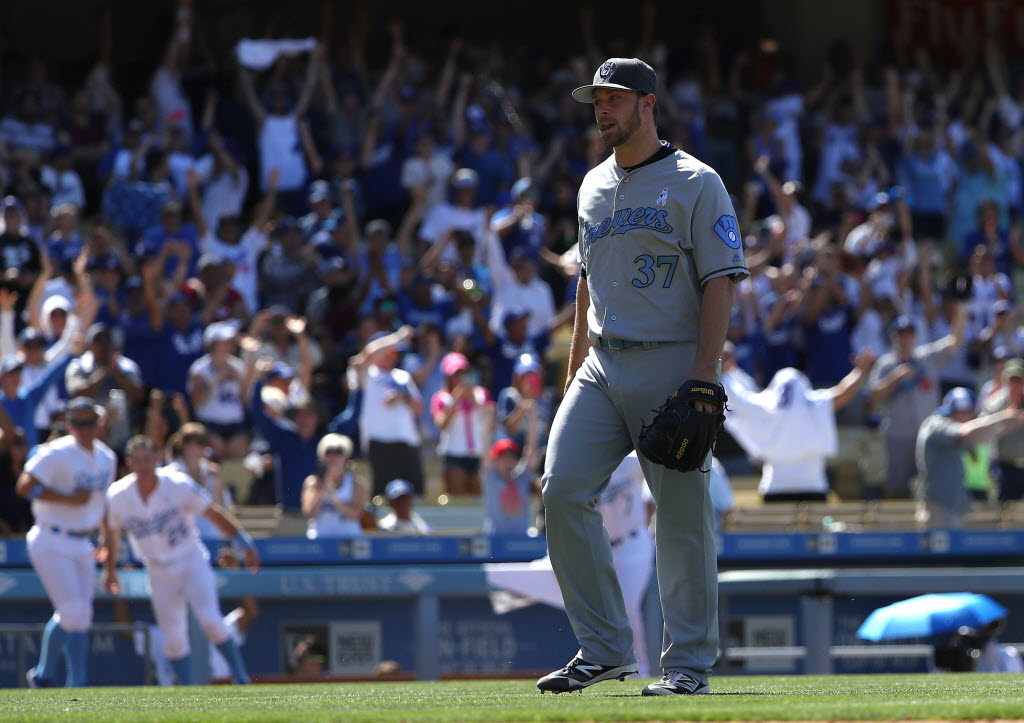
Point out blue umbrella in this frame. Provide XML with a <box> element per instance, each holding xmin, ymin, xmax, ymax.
<box><xmin>857</xmin><ymin>593</ymin><xmax>1008</xmax><ymax>642</ymax></box>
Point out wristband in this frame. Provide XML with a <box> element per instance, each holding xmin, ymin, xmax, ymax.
<box><xmin>234</xmin><ymin>531</ymin><xmax>256</xmax><ymax>550</ymax></box>
<box><xmin>27</xmin><ymin>485</ymin><xmax>45</xmax><ymax>501</ymax></box>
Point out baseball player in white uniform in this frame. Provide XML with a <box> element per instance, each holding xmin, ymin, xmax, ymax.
<box><xmin>594</xmin><ymin>452</ymin><xmax>655</xmax><ymax>675</ymax></box>
<box><xmin>18</xmin><ymin>397</ymin><xmax>117</xmax><ymax>688</ymax></box>
<box><xmin>134</xmin><ymin>601</ymin><xmax>256</xmax><ymax>685</ymax></box>
<box><xmin>103</xmin><ymin>435</ymin><xmax>259</xmax><ymax>685</ymax></box>
<box><xmin>485</xmin><ymin>452</ymin><xmax>656</xmax><ymax>674</ymax></box>
<box><xmin>538</xmin><ymin>58</ymin><xmax>747</xmax><ymax>695</ymax></box>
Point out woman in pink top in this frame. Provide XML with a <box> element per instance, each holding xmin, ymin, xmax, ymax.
<box><xmin>431</xmin><ymin>353</ymin><xmax>494</xmax><ymax>495</ymax></box>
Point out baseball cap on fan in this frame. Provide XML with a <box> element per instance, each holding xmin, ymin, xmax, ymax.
<box><xmin>937</xmin><ymin>387</ymin><xmax>975</xmax><ymax>417</ymax></box>
<box><xmin>572</xmin><ymin>58</ymin><xmax>657</xmax><ymax>103</ymax></box>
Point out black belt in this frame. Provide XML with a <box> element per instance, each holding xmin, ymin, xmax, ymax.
<box><xmin>610</xmin><ymin>529</ymin><xmax>641</xmax><ymax>548</ymax></box>
<box><xmin>597</xmin><ymin>337</ymin><xmax>663</xmax><ymax>351</ymax></box>
<box><xmin>46</xmin><ymin>525</ymin><xmax>94</xmax><ymax>539</ymax></box>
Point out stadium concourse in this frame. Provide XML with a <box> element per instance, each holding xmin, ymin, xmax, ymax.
<box><xmin>2</xmin><ymin>0</ymin><xmax>1024</xmax><ymax>687</ymax></box>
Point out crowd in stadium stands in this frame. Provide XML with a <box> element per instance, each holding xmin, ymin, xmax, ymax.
<box><xmin>3</xmin><ymin>0</ymin><xmax>1024</xmax><ymax>535</ymax></box>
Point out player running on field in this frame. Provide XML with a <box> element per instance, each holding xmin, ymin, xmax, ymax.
<box><xmin>19</xmin><ymin>397</ymin><xmax>117</xmax><ymax>688</ymax></box>
<box><xmin>103</xmin><ymin>435</ymin><xmax>259</xmax><ymax>685</ymax></box>
<box><xmin>537</xmin><ymin>58</ymin><xmax>747</xmax><ymax>696</ymax></box>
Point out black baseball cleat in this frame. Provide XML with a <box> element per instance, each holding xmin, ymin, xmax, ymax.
<box><xmin>641</xmin><ymin>670</ymin><xmax>710</xmax><ymax>696</ymax></box>
<box><xmin>537</xmin><ymin>656</ymin><xmax>638</xmax><ymax>694</ymax></box>
<box><xmin>26</xmin><ymin>668</ymin><xmax>57</xmax><ymax>689</ymax></box>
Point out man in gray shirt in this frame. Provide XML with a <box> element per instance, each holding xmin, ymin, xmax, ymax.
<box><xmin>980</xmin><ymin>358</ymin><xmax>1024</xmax><ymax>501</ymax></box>
<box><xmin>869</xmin><ymin>308</ymin><xmax>966</xmax><ymax>499</ymax></box>
<box><xmin>916</xmin><ymin>387</ymin><xmax>1024</xmax><ymax>528</ymax></box>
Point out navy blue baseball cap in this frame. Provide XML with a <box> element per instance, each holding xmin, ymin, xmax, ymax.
<box><xmin>513</xmin><ymin>353</ymin><xmax>542</xmax><ymax>376</ymax></box>
<box><xmin>18</xmin><ymin>327</ymin><xmax>45</xmax><ymax>345</ymax></box>
<box><xmin>1</xmin><ymin>195</ymin><xmax>25</xmax><ymax>214</ymax></box>
<box><xmin>502</xmin><ymin>306</ymin><xmax>531</xmax><ymax>326</ymax></box>
<box><xmin>85</xmin><ymin>322</ymin><xmax>112</xmax><ymax>344</ymax></box>
<box><xmin>993</xmin><ymin>345</ymin><xmax>1014</xmax><ymax>362</ymax></box>
<box><xmin>451</xmin><ymin>168</ymin><xmax>479</xmax><ymax>190</ymax></box>
<box><xmin>572</xmin><ymin>58</ymin><xmax>657</xmax><ymax>103</ymax></box>
<box><xmin>938</xmin><ymin>387</ymin><xmax>975</xmax><ymax>416</ymax></box>
<box><xmin>366</xmin><ymin>219</ymin><xmax>392</xmax><ymax>238</ymax></box>
<box><xmin>318</xmin><ymin>256</ymin><xmax>347</xmax><ymax>276</ymax></box>
<box><xmin>868</xmin><ymin>192</ymin><xmax>892</xmax><ymax>212</ymax></box>
<box><xmin>385</xmin><ymin>478</ymin><xmax>414</xmax><ymax>500</ymax></box>
<box><xmin>66</xmin><ymin>396</ymin><xmax>104</xmax><ymax>418</ymax></box>
<box><xmin>266</xmin><ymin>362</ymin><xmax>295</xmax><ymax>380</ymax></box>
<box><xmin>889</xmin><ymin>316</ymin><xmax>916</xmax><ymax>335</ymax></box>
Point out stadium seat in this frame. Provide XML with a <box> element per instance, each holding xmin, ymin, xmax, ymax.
<box><xmin>1001</xmin><ymin>500</ymin><xmax>1024</xmax><ymax>528</ymax></box>
<box><xmin>963</xmin><ymin>506</ymin><xmax>1003</xmax><ymax>529</ymax></box>
<box><xmin>863</xmin><ymin>500</ymin><xmax>921</xmax><ymax>530</ymax></box>
<box><xmin>231</xmin><ymin>506</ymin><xmax>283</xmax><ymax>537</ymax></box>
<box><xmin>728</xmin><ymin>504</ymin><xmax>805</xmax><ymax>532</ymax></box>
<box><xmin>412</xmin><ymin>503</ymin><xmax>486</xmax><ymax>535</ymax></box>
<box><xmin>803</xmin><ymin>501</ymin><xmax>869</xmax><ymax>531</ymax></box>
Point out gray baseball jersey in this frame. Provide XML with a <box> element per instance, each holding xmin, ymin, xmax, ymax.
<box><xmin>915</xmin><ymin>413</ymin><xmax>971</xmax><ymax>516</ymax></box>
<box><xmin>868</xmin><ymin>339</ymin><xmax>955</xmax><ymax>436</ymax></box>
<box><xmin>578</xmin><ymin>146</ymin><xmax>749</xmax><ymax>341</ymax></box>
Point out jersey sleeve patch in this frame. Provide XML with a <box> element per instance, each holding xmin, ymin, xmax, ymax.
<box><xmin>713</xmin><ymin>215</ymin><xmax>741</xmax><ymax>249</ymax></box>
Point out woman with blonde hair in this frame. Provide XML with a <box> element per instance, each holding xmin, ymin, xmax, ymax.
<box><xmin>302</xmin><ymin>433</ymin><xmax>367</xmax><ymax>539</ymax></box>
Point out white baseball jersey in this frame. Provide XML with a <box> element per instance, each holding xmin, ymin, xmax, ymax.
<box><xmin>26</xmin><ymin>436</ymin><xmax>117</xmax><ymax>530</ymax></box>
<box><xmin>597</xmin><ymin>452</ymin><xmax>648</xmax><ymax>543</ymax></box>
<box><xmin>708</xmin><ymin>457</ymin><xmax>735</xmax><ymax>519</ymax></box>
<box><xmin>188</xmin><ymin>354</ymin><xmax>247</xmax><ymax>425</ymax></box>
<box><xmin>106</xmin><ymin>469</ymin><xmax>212</xmax><ymax>566</ymax></box>
<box><xmin>578</xmin><ymin>145</ymin><xmax>749</xmax><ymax>342</ymax></box>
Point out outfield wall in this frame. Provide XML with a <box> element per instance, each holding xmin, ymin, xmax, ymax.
<box><xmin>2</xmin><ymin>543</ymin><xmax>1024</xmax><ymax>687</ymax></box>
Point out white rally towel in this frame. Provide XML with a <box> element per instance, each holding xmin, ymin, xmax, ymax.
<box><xmin>236</xmin><ymin>38</ymin><xmax>317</xmax><ymax>71</ymax></box>
<box><xmin>483</xmin><ymin>557</ymin><xmax>564</xmax><ymax>613</ymax></box>
<box><xmin>722</xmin><ymin>367</ymin><xmax>837</xmax><ymax>464</ymax></box>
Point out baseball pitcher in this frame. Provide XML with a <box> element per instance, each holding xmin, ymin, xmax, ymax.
<box><xmin>537</xmin><ymin>58</ymin><xmax>747</xmax><ymax>696</ymax></box>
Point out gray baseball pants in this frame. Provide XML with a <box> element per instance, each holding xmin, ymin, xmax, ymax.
<box><xmin>542</xmin><ymin>342</ymin><xmax>718</xmax><ymax>682</ymax></box>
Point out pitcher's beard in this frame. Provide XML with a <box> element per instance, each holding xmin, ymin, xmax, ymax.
<box><xmin>599</xmin><ymin>100</ymin><xmax>642</xmax><ymax>148</ymax></box>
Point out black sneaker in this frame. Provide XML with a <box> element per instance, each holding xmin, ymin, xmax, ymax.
<box><xmin>641</xmin><ymin>670</ymin><xmax>710</xmax><ymax>696</ymax></box>
<box><xmin>537</xmin><ymin>656</ymin><xmax>638</xmax><ymax>693</ymax></box>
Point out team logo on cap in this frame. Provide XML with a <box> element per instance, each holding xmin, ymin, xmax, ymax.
<box><xmin>599</xmin><ymin>61</ymin><xmax>616</xmax><ymax>80</ymax></box>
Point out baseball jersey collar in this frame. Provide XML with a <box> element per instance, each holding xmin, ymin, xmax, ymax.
<box><xmin>619</xmin><ymin>142</ymin><xmax>677</xmax><ymax>173</ymax></box>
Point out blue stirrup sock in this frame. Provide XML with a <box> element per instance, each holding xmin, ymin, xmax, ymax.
<box><xmin>215</xmin><ymin>639</ymin><xmax>251</xmax><ymax>684</ymax></box>
<box><xmin>63</xmin><ymin>631</ymin><xmax>89</xmax><ymax>687</ymax></box>
<box><xmin>37</xmin><ymin>615</ymin><xmax>66</xmax><ymax>681</ymax></box>
<box><xmin>170</xmin><ymin>655</ymin><xmax>193</xmax><ymax>686</ymax></box>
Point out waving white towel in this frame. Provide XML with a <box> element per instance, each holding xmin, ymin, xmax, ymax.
<box><xmin>236</xmin><ymin>38</ymin><xmax>316</xmax><ymax>71</ymax></box>
<box><xmin>723</xmin><ymin>367</ymin><xmax>837</xmax><ymax>464</ymax></box>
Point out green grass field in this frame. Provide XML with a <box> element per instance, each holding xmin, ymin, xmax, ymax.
<box><xmin>2</xmin><ymin>674</ymin><xmax>1024</xmax><ymax>722</ymax></box>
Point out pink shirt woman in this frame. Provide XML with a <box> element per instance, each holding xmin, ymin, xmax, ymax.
<box><xmin>431</xmin><ymin>353</ymin><xmax>494</xmax><ymax>495</ymax></box>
